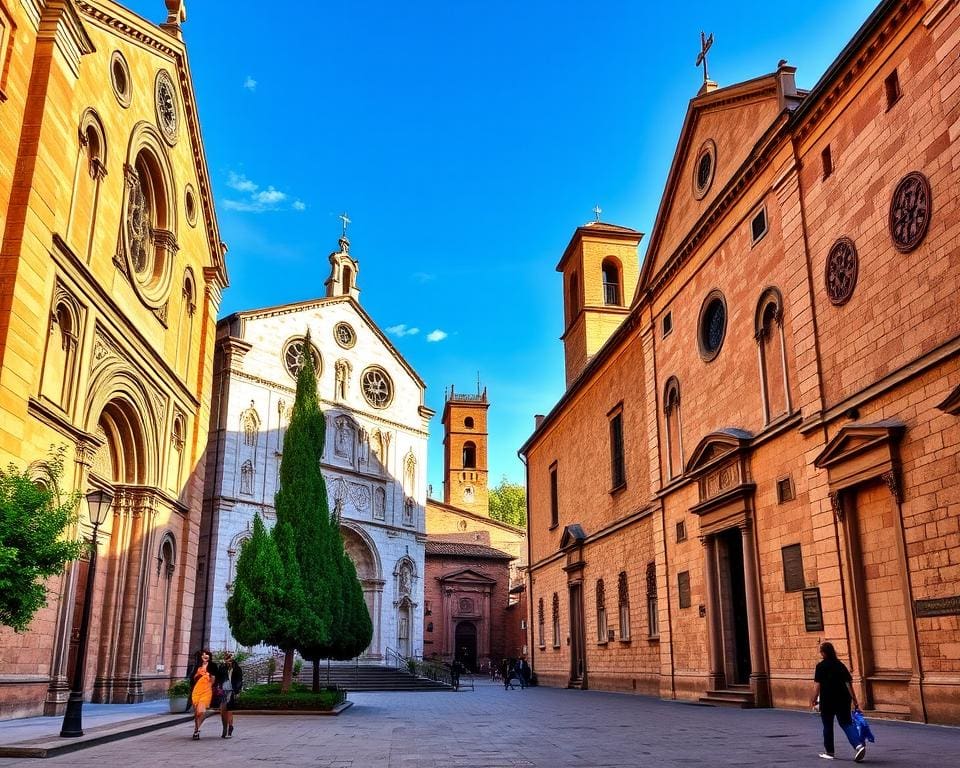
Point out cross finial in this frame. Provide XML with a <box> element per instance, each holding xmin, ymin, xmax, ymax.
<box><xmin>696</xmin><ymin>31</ymin><xmax>714</xmax><ymax>84</ymax></box>
<box><xmin>593</xmin><ymin>205</ymin><xmax>602</xmax><ymax>222</ymax></box>
<box><xmin>338</xmin><ymin>212</ymin><xmax>351</xmax><ymax>237</ymax></box>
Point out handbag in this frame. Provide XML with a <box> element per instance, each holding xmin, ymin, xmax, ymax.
<box><xmin>852</xmin><ymin>710</ymin><xmax>876</xmax><ymax>744</ymax></box>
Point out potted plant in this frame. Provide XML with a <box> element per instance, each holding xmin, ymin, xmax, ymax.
<box><xmin>168</xmin><ymin>679</ymin><xmax>191</xmax><ymax>714</ymax></box>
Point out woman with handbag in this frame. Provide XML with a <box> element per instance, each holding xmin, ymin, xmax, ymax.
<box><xmin>811</xmin><ymin>642</ymin><xmax>866</xmax><ymax>762</ymax></box>
<box><xmin>190</xmin><ymin>649</ymin><xmax>218</xmax><ymax>740</ymax></box>
<box><xmin>216</xmin><ymin>652</ymin><xmax>244</xmax><ymax>738</ymax></box>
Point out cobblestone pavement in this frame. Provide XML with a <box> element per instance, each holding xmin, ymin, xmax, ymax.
<box><xmin>1</xmin><ymin>680</ymin><xmax>958</xmax><ymax>767</ymax></box>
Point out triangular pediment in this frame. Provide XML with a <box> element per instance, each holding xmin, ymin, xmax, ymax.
<box><xmin>685</xmin><ymin>429</ymin><xmax>752</xmax><ymax>476</ymax></box>
<box><xmin>637</xmin><ymin>70</ymin><xmax>801</xmax><ymax>298</ymax></box>
<box><xmin>438</xmin><ymin>567</ymin><xmax>497</xmax><ymax>585</ymax></box>
<box><xmin>559</xmin><ymin>524</ymin><xmax>587</xmax><ymax>550</ymax></box>
<box><xmin>814</xmin><ymin>421</ymin><xmax>905</xmax><ymax>470</ymax></box>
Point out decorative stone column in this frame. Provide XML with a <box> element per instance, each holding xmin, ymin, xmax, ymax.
<box><xmin>740</xmin><ymin>523</ymin><xmax>770</xmax><ymax>706</ymax></box>
<box><xmin>702</xmin><ymin>535</ymin><xmax>723</xmax><ymax>691</ymax></box>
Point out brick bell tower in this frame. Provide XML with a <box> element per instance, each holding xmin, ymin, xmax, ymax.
<box><xmin>442</xmin><ymin>384</ymin><xmax>490</xmax><ymax>515</ymax></box>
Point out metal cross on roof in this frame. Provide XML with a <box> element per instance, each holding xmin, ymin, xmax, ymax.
<box><xmin>339</xmin><ymin>212</ymin><xmax>351</xmax><ymax>236</ymax></box>
<box><xmin>696</xmin><ymin>31</ymin><xmax>714</xmax><ymax>84</ymax></box>
<box><xmin>593</xmin><ymin>205</ymin><xmax>602</xmax><ymax>222</ymax></box>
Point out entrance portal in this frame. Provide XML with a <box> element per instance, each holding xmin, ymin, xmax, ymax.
<box><xmin>718</xmin><ymin>528</ymin><xmax>751</xmax><ymax>685</ymax></box>
<box><xmin>454</xmin><ymin>621</ymin><xmax>477</xmax><ymax>671</ymax></box>
<box><xmin>568</xmin><ymin>582</ymin><xmax>585</xmax><ymax>685</ymax></box>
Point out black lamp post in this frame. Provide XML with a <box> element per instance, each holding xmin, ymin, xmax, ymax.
<box><xmin>60</xmin><ymin>486</ymin><xmax>114</xmax><ymax>738</ymax></box>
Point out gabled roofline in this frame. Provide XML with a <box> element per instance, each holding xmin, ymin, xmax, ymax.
<box><xmin>426</xmin><ymin>498</ymin><xmax>526</xmax><ymax>535</ymax></box>
<box><xmin>219</xmin><ymin>295</ymin><xmax>426</xmax><ymax>390</ymax></box>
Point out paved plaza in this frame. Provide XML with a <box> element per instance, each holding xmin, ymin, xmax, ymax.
<box><xmin>1</xmin><ymin>680</ymin><xmax>958</xmax><ymax>767</ymax></box>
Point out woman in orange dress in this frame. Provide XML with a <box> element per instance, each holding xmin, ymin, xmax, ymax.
<box><xmin>190</xmin><ymin>649</ymin><xmax>216</xmax><ymax>739</ymax></box>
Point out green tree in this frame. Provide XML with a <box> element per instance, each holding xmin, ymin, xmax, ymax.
<box><xmin>325</xmin><ymin>535</ymin><xmax>373</xmax><ymax>662</ymax></box>
<box><xmin>226</xmin><ymin>515</ymin><xmax>282</xmax><ymax>647</ymax></box>
<box><xmin>488</xmin><ymin>476</ymin><xmax>527</xmax><ymax>527</ymax></box>
<box><xmin>0</xmin><ymin>448</ymin><xmax>85</xmax><ymax>632</ymax></box>
<box><xmin>275</xmin><ymin>330</ymin><xmax>339</xmax><ymax>692</ymax></box>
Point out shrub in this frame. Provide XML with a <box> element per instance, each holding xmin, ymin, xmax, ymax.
<box><xmin>233</xmin><ymin>682</ymin><xmax>344</xmax><ymax>711</ymax></box>
<box><xmin>168</xmin><ymin>679</ymin><xmax>191</xmax><ymax>698</ymax></box>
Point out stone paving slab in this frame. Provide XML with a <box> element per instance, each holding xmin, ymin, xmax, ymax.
<box><xmin>0</xmin><ymin>680</ymin><xmax>956</xmax><ymax>766</ymax></box>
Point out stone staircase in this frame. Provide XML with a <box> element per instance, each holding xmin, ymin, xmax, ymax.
<box><xmin>297</xmin><ymin>662</ymin><xmax>452</xmax><ymax>692</ymax></box>
<box><xmin>699</xmin><ymin>684</ymin><xmax>755</xmax><ymax>708</ymax></box>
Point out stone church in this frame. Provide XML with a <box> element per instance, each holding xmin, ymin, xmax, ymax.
<box><xmin>522</xmin><ymin>0</ymin><xmax>960</xmax><ymax>724</ymax></box>
<box><xmin>0</xmin><ymin>1</ymin><xmax>227</xmax><ymax>718</ymax></box>
<box><xmin>194</xmin><ymin>232</ymin><xmax>433</xmax><ymax>662</ymax></box>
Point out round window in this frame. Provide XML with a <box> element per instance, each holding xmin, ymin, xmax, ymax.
<box><xmin>283</xmin><ymin>337</ymin><xmax>321</xmax><ymax>380</ymax></box>
<box><xmin>693</xmin><ymin>140</ymin><xmax>717</xmax><ymax>200</ymax></box>
<box><xmin>334</xmin><ymin>322</ymin><xmax>356</xmax><ymax>348</ymax></box>
<box><xmin>361</xmin><ymin>366</ymin><xmax>393</xmax><ymax>409</ymax></box>
<box><xmin>110</xmin><ymin>51</ymin><xmax>131</xmax><ymax>108</ymax></box>
<box><xmin>184</xmin><ymin>184</ymin><xmax>197</xmax><ymax>227</ymax></box>
<box><xmin>697</xmin><ymin>291</ymin><xmax>727</xmax><ymax>361</ymax></box>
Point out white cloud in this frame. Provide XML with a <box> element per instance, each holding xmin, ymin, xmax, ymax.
<box><xmin>426</xmin><ymin>329</ymin><xmax>448</xmax><ymax>342</ymax></box>
<box><xmin>412</xmin><ymin>271</ymin><xmax>436</xmax><ymax>283</ymax></box>
<box><xmin>387</xmin><ymin>324</ymin><xmax>420</xmax><ymax>338</ymax></box>
<box><xmin>227</xmin><ymin>172</ymin><xmax>258</xmax><ymax>193</ymax></box>
<box><xmin>254</xmin><ymin>187</ymin><xmax>286</xmax><ymax>204</ymax></box>
<box><xmin>222</xmin><ymin>199</ymin><xmax>262</xmax><ymax>212</ymax></box>
<box><xmin>243</xmin><ymin>76</ymin><xmax>257</xmax><ymax>91</ymax></box>
<box><xmin>292</xmin><ymin>200</ymin><xmax>306</xmax><ymax>211</ymax></box>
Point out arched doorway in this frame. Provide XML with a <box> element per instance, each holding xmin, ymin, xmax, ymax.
<box><xmin>455</xmin><ymin>621</ymin><xmax>478</xmax><ymax>672</ymax></box>
<box><xmin>340</xmin><ymin>525</ymin><xmax>382</xmax><ymax>659</ymax></box>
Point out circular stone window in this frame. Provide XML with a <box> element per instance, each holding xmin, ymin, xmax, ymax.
<box><xmin>361</xmin><ymin>366</ymin><xmax>393</xmax><ymax>409</ymax></box>
<box><xmin>334</xmin><ymin>322</ymin><xmax>356</xmax><ymax>348</ymax></box>
<box><xmin>184</xmin><ymin>184</ymin><xmax>197</xmax><ymax>227</ymax></box>
<box><xmin>697</xmin><ymin>290</ymin><xmax>727</xmax><ymax>361</ymax></box>
<box><xmin>693</xmin><ymin>140</ymin><xmax>717</xmax><ymax>200</ymax></box>
<box><xmin>889</xmin><ymin>171</ymin><xmax>931</xmax><ymax>253</ymax></box>
<box><xmin>824</xmin><ymin>237</ymin><xmax>859</xmax><ymax>306</ymax></box>
<box><xmin>282</xmin><ymin>337</ymin><xmax>322</xmax><ymax>380</ymax></box>
<box><xmin>154</xmin><ymin>70</ymin><xmax>179</xmax><ymax>145</ymax></box>
<box><xmin>111</xmin><ymin>51</ymin><xmax>132</xmax><ymax>108</ymax></box>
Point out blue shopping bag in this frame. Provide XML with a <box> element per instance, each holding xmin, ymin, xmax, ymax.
<box><xmin>852</xmin><ymin>710</ymin><xmax>876</xmax><ymax>744</ymax></box>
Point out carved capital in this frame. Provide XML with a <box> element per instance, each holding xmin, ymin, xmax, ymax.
<box><xmin>881</xmin><ymin>470</ymin><xmax>903</xmax><ymax>504</ymax></box>
<box><xmin>829</xmin><ymin>491</ymin><xmax>844</xmax><ymax>521</ymax></box>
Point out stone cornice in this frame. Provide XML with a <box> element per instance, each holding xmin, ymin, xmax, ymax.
<box><xmin>38</xmin><ymin>0</ymin><xmax>96</xmax><ymax>79</ymax></box>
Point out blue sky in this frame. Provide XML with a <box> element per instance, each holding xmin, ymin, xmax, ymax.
<box><xmin>129</xmin><ymin>0</ymin><xmax>877</xmax><ymax>494</ymax></box>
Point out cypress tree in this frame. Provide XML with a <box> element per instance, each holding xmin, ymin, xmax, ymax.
<box><xmin>225</xmin><ymin>514</ymin><xmax>276</xmax><ymax>647</ymax></box>
<box><xmin>274</xmin><ymin>330</ymin><xmax>339</xmax><ymax>690</ymax></box>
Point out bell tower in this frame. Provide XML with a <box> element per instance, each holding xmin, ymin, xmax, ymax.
<box><xmin>442</xmin><ymin>385</ymin><xmax>490</xmax><ymax>515</ymax></box>
<box><xmin>325</xmin><ymin>214</ymin><xmax>361</xmax><ymax>301</ymax></box>
<box><xmin>557</xmin><ymin>219</ymin><xmax>643</xmax><ymax>388</ymax></box>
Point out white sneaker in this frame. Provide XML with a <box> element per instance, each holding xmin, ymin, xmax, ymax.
<box><xmin>818</xmin><ymin>754</ymin><xmax>835</xmax><ymax>760</ymax></box>
<box><xmin>854</xmin><ymin>744</ymin><xmax>866</xmax><ymax>762</ymax></box>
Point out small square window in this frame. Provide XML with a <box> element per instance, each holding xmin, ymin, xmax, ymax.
<box><xmin>677</xmin><ymin>571</ymin><xmax>691</xmax><ymax>609</ymax></box>
<box><xmin>776</xmin><ymin>476</ymin><xmax>795</xmax><ymax>504</ymax></box>
<box><xmin>662</xmin><ymin>311</ymin><xmax>673</xmax><ymax>338</ymax></box>
<box><xmin>821</xmin><ymin>145</ymin><xmax>833</xmax><ymax>180</ymax></box>
<box><xmin>884</xmin><ymin>69</ymin><xmax>901</xmax><ymax>110</ymax></box>
<box><xmin>750</xmin><ymin>207</ymin><xmax>768</xmax><ymax>244</ymax></box>
<box><xmin>676</xmin><ymin>520</ymin><xmax>687</xmax><ymax>543</ymax></box>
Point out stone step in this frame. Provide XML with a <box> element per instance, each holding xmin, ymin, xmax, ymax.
<box><xmin>297</xmin><ymin>663</ymin><xmax>452</xmax><ymax>692</ymax></box>
<box><xmin>700</xmin><ymin>689</ymin><xmax>755</xmax><ymax>708</ymax></box>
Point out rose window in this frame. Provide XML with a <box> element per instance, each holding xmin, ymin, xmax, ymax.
<box><xmin>334</xmin><ymin>322</ymin><xmax>356</xmax><ymax>348</ymax></box>
<box><xmin>361</xmin><ymin>367</ymin><xmax>393</xmax><ymax>408</ymax></box>
<box><xmin>825</xmin><ymin>237</ymin><xmax>859</xmax><ymax>306</ymax></box>
<box><xmin>889</xmin><ymin>171</ymin><xmax>931</xmax><ymax>253</ymax></box>
<box><xmin>283</xmin><ymin>338</ymin><xmax>321</xmax><ymax>379</ymax></box>
<box><xmin>697</xmin><ymin>291</ymin><xmax>727</xmax><ymax>361</ymax></box>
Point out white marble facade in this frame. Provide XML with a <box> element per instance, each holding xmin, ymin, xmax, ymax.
<box><xmin>199</xmin><ymin>282</ymin><xmax>431</xmax><ymax>662</ymax></box>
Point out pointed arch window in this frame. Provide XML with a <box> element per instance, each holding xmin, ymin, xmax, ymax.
<box><xmin>70</xmin><ymin>109</ymin><xmax>108</xmax><ymax>262</ymax></box>
<box><xmin>241</xmin><ymin>402</ymin><xmax>260</xmax><ymax>448</ymax></box>
<box><xmin>462</xmin><ymin>441</ymin><xmax>477</xmax><ymax>469</ymax></box>
<box><xmin>170</xmin><ymin>413</ymin><xmax>186</xmax><ymax>497</ymax></box>
<box><xmin>42</xmin><ymin>294</ymin><xmax>81</xmax><ymax>410</ymax></box>
<box><xmin>664</xmin><ymin>377</ymin><xmax>684</xmax><ymax>480</ymax></box>
<box><xmin>618</xmin><ymin>571</ymin><xmax>631</xmax><ymax>641</ymax></box>
<box><xmin>596</xmin><ymin>578</ymin><xmax>608</xmax><ymax>642</ymax></box>
<box><xmin>646</xmin><ymin>561</ymin><xmax>659</xmax><ymax>638</ymax></box>
<box><xmin>755</xmin><ymin>288</ymin><xmax>791</xmax><ymax>423</ymax></box>
<box><xmin>601</xmin><ymin>258</ymin><xmax>622</xmax><ymax>306</ymax></box>
<box><xmin>156</xmin><ymin>534</ymin><xmax>176</xmax><ymax>672</ymax></box>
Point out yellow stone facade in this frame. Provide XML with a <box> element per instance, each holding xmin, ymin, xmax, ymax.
<box><xmin>0</xmin><ymin>0</ymin><xmax>226</xmax><ymax>718</ymax></box>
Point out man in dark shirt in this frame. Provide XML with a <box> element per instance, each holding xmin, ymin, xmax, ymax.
<box><xmin>811</xmin><ymin>642</ymin><xmax>866</xmax><ymax>762</ymax></box>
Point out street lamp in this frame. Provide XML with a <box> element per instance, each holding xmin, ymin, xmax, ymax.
<box><xmin>60</xmin><ymin>486</ymin><xmax>114</xmax><ymax>738</ymax></box>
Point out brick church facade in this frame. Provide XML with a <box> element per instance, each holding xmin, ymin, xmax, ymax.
<box><xmin>0</xmin><ymin>1</ymin><xmax>226</xmax><ymax>718</ymax></box>
<box><xmin>522</xmin><ymin>0</ymin><xmax>960</xmax><ymax>724</ymax></box>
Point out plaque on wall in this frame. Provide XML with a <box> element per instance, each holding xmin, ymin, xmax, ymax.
<box><xmin>914</xmin><ymin>595</ymin><xmax>960</xmax><ymax>618</ymax></box>
<box><xmin>802</xmin><ymin>587</ymin><xmax>824</xmax><ymax>632</ymax></box>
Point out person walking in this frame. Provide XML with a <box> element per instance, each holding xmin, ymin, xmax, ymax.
<box><xmin>811</xmin><ymin>642</ymin><xmax>866</xmax><ymax>762</ymax></box>
<box><xmin>190</xmin><ymin>649</ymin><xmax>218</xmax><ymax>740</ymax></box>
<box><xmin>514</xmin><ymin>658</ymin><xmax>527</xmax><ymax>689</ymax></box>
<box><xmin>502</xmin><ymin>658</ymin><xmax>516</xmax><ymax>690</ymax></box>
<box><xmin>217</xmin><ymin>652</ymin><xmax>243</xmax><ymax>739</ymax></box>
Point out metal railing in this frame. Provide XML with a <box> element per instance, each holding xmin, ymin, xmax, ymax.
<box><xmin>385</xmin><ymin>647</ymin><xmax>459</xmax><ymax>689</ymax></box>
